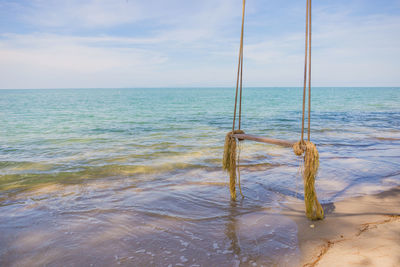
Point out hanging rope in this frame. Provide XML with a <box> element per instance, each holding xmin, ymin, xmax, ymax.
<box><xmin>299</xmin><ymin>0</ymin><xmax>313</xmax><ymax>142</ymax></box>
<box><xmin>293</xmin><ymin>0</ymin><xmax>324</xmax><ymax>220</ymax></box>
<box><xmin>232</xmin><ymin>0</ymin><xmax>246</xmax><ymax>132</ymax></box>
<box><xmin>300</xmin><ymin>0</ymin><xmax>309</xmax><ymax>142</ymax></box>
<box><xmin>223</xmin><ymin>0</ymin><xmax>246</xmax><ymax>201</ymax></box>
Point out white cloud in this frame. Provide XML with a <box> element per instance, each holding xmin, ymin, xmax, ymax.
<box><xmin>19</xmin><ymin>0</ymin><xmax>240</xmax><ymax>30</ymax></box>
<box><xmin>237</xmin><ymin>7</ymin><xmax>400</xmax><ymax>86</ymax></box>
<box><xmin>0</xmin><ymin>34</ymin><xmax>168</xmax><ymax>88</ymax></box>
<box><xmin>0</xmin><ymin>0</ymin><xmax>399</xmax><ymax>88</ymax></box>
<box><xmin>20</xmin><ymin>0</ymin><xmax>152</xmax><ymax>28</ymax></box>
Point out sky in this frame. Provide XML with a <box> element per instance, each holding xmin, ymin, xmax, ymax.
<box><xmin>0</xmin><ymin>0</ymin><xmax>399</xmax><ymax>89</ymax></box>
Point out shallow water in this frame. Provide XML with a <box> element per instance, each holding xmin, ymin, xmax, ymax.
<box><xmin>1</xmin><ymin>87</ymin><xmax>400</xmax><ymax>266</ymax></box>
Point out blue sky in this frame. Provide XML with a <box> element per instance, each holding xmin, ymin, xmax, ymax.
<box><xmin>0</xmin><ymin>0</ymin><xmax>399</xmax><ymax>88</ymax></box>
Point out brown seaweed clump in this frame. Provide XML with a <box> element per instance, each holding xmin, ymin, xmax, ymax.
<box><xmin>293</xmin><ymin>140</ymin><xmax>324</xmax><ymax>220</ymax></box>
<box><xmin>223</xmin><ymin>130</ymin><xmax>245</xmax><ymax>200</ymax></box>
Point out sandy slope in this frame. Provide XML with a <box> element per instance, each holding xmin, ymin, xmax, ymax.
<box><xmin>282</xmin><ymin>187</ymin><xmax>400</xmax><ymax>267</ymax></box>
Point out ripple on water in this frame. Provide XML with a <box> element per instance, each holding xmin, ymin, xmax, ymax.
<box><xmin>1</xmin><ymin>88</ymin><xmax>400</xmax><ymax>265</ymax></box>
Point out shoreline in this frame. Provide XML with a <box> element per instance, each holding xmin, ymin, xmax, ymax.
<box><xmin>281</xmin><ymin>186</ymin><xmax>400</xmax><ymax>266</ymax></box>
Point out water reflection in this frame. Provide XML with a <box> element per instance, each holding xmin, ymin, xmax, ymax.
<box><xmin>225</xmin><ymin>200</ymin><xmax>241</xmax><ymax>257</ymax></box>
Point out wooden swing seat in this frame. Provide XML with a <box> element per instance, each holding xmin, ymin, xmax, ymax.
<box><xmin>233</xmin><ymin>133</ymin><xmax>294</xmax><ymax>147</ymax></box>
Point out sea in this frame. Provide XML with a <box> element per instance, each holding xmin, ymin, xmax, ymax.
<box><xmin>1</xmin><ymin>87</ymin><xmax>399</xmax><ymax>266</ymax></box>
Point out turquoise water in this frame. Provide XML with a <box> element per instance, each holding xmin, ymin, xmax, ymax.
<box><xmin>1</xmin><ymin>87</ymin><xmax>400</xmax><ymax>266</ymax></box>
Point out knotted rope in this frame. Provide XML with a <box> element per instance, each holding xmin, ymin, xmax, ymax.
<box><xmin>292</xmin><ymin>0</ymin><xmax>324</xmax><ymax>220</ymax></box>
<box><xmin>223</xmin><ymin>0</ymin><xmax>246</xmax><ymax>201</ymax></box>
<box><xmin>223</xmin><ymin>130</ymin><xmax>244</xmax><ymax>200</ymax></box>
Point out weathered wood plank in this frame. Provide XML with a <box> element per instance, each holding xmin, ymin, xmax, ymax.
<box><xmin>233</xmin><ymin>134</ymin><xmax>295</xmax><ymax>147</ymax></box>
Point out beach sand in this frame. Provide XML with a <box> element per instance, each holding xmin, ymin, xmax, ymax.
<box><xmin>281</xmin><ymin>186</ymin><xmax>400</xmax><ymax>267</ymax></box>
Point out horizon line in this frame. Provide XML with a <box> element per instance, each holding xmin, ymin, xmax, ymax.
<box><xmin>1</xmin><ymin>86</ymin><xmax>400</xmax><ymax>90</ymax></box>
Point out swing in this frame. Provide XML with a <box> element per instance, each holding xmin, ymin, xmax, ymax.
<box><xmin>223</xmin><ymin>0</ymin><xmax>324</xmax><ymax>221</ymax></box>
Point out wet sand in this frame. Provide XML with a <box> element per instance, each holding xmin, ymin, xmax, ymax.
<box><xmin>282</xmin><ymin>186</ymin><xmax>400</xmax><ymax>267</ymax></box>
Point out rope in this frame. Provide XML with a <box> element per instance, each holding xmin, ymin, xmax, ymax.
<box><xmin>239</xmin><ymin>48</ymin><xmax>244</xmax><ymax>130</ymax></box>
<box><xmin>301</xmin><ymin>0</ymin><xmax>312</xmax><ymax>142</ymax></box>
<box><xmin>295</xmin><ymin>0</ymin><xmax>324</xmax><ymax>220</ymax></box>
<box><xmin>227</xmin><ymin>0</ymin><xmax>246</xmax><ymax>200</ymax></box>
<box><xmin>232</xmin><ymin>0</ymin><xmax>246</xmax><ymax>132</ymax></box>
<box><xmin>307</xmin><ymin>0</ymin><xmax>312</xmax><ymax>141</ymax></box>
<box><xmin>237</xmin><ymin>140</ymin><xmax>244</xmax><ymax>198</ymax></box>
